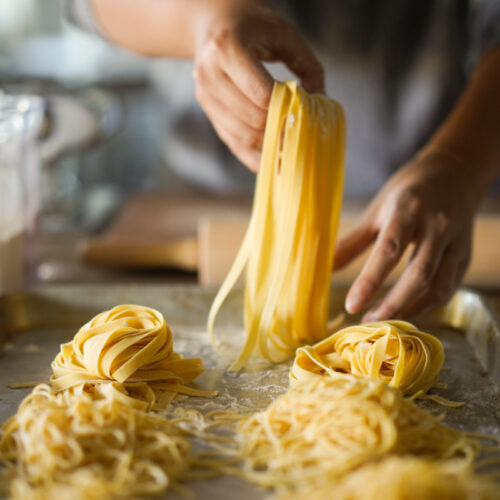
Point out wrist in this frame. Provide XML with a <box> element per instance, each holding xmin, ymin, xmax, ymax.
<box><xmin>417</xmin><ymin>143</ymin><xmax>494</xmax><ymax>206</ymax></box>
<box><xmin>193</xmin><ymin>0</ymin><xmax>266</xmax><ymax>56</ymax></box>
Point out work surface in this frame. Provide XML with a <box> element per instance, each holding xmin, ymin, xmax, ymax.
<box><xmin>0</xmin><ymin>284</ymin><xmax>499</xmax><ymax>498</ymax></box>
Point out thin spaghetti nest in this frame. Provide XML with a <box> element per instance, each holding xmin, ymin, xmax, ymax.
<box><xmin>233</xmin><ymin>376</ymin><xmax>483</xmax><ymax>494</ymax></box>
<box><xmin>0</xmin><ymin>384</ymin><xmax>191</xmax><ymax>500</ymax></box>
<box><xmin>277</xmin><ymin>456</ymin><xmax>500</xmax><ymax>500</ymax></box>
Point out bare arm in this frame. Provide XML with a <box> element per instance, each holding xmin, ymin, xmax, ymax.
<box><xmin>426</xmin><ymin>48</ymin><xmax>500</xmax><ymax>192</ymax></box>
<box><xmin>90</xmin><ymin>0</ymin><xmax>209</xmax><ymax>58</ymax></box>
<box><xmin>337</xmin><ymin>48</ymin><xmax>500</xmax><ymax>320</ymax></box>
<box><xmin>91</xmin><ymin>0</ymin><xmax>324</xmax><ymax>171</ymax></box>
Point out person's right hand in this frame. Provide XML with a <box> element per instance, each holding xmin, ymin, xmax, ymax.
<box><xmin>193</xmin><ymin>0</ymin><xmax>324</xmax><ymax>172</ymax></box>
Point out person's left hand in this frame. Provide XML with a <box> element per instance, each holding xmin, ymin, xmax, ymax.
<box><xmin>334</xmin><ymin>150</ymin><xmax>483</xmax><ymax>322</ymax></box>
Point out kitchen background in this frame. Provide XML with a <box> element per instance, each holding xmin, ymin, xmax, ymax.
<box><xmin>1</xmin><ymin>0</ymin><xmax>255</xmax><ymax>290</ymax></box>
<box><xmin>1</xmin><ymin>1</ymin><xmax>499</xmax><ymax>295</ymax></box>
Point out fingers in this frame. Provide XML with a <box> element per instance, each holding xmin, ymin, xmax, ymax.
<box><xmin>399</xmin><ymin>248</ymin><xmax>458</xmax><ymax>317</ymax></box>
<box><xmin>334</xmin><ymin>223</ymin><xmax>377</xmax><ymax>270</ymax></box>
<box><xmin>195</xmin><ymin>63</ymin><xmax>268</xmax><ymax>132</ymax></box>
<box><xmin>362</xmin><ymin>220</ymin><xmax>451</xmax><ymax>322</ymax></box>
<box><xmin>195</xmin><ymin>90</ymin><xmax>259</xmax><ymax>168</ymax></box>
<box><xmin>194</xmin><ymin>30</ymin><xmax>273</xmax><ymax>171</ymax></box>
<box><xmin>345</xmin><ymin>202</ymin><xmax>418</xmax><ymax>314</ymax></box>
<box><xmin>220</xmin><ymin>37</ymin><xmax>274</xmax><ymax>109</ymax></box>
<box><xmin>401</xmin><ymin>244</ymin><xmax>470</xmax><ymax>317</ymax></box>
<box><xmin>193</xmin><ymin>6</ymin><xmax>325</xmax><ymax>171</ymax></box>
<box><xmin>207</xmin><ymin>123</ymin><xmax>261</xmax><ymax>171</ymax></box>
<box><xmin>194</xmin><ymin>45</ymin><xmax>270</xmax><ymax>171</ymax></box>
<box><xmin>197</xmin><ymin>86</ymin><xmax>264</xmax><ymax>147</ymax></box>
<box><xmin>270</xmin><ymin>26</ymin><xmax>325</xmax><ymax>93</ymax></box>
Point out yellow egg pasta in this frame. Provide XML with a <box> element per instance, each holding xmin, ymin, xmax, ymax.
<box><xmin>1</xmin><ymin>307</ymin><xmax>499</xmax><ymax>500</ymax></box>
<box><xmin>291</xmin><ymin>320</ymin><xmax>445</xmax><ymax>397</ymax></box>
<box><xmin>232</xmin><ymin>376</ymin><xmax>484</xmax><ymax>494</ymax></box>
<box><xmin>51</xmin><ymin>304</ymin><xmax>216</xmax><ymax>409</ymax></box>
<box><xmin>277</xmin><ymin>457</ymin><xmax>500</xmax><ymax>500</ymax></box>
<box><xmin>0</xmin><ymin>384</ymin><xmax>191</xmax><ymax>500</ymax></box>
<box><xmin>1</xmin><ymin>305</ymin><xmax>222</xmax><ymax>500</ymax></box>
<box><xmin>208</xmin><ymin>81</ymin><xmax>346</xmax><ymax>370</ymax></box>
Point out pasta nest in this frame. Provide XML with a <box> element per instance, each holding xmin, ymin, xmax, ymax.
<box><xmin>236</xmin><ymin>377</ymin><xmax>479</xmax><ymax>492</ymax></box>
<box><xmin>50</xmin><ymin>304</ymin><xmax>207</xmax><ymax>408</ymax></box>
<box><xmin>291</xmin><ymin>320</ymin><xmax>444</xmax><ymax>395</ymax></box>
<box><xmin>0</xmin><ymin>384</ymin><xmax>191</xmax><ymax>499</ymax></box>
<box><xmin>277</xmin><ymin>456</ymin><xmax>500</xmax><ymax>500</ymax></box>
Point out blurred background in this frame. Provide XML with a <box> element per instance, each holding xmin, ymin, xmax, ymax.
<box><xmin>0</xmin><ymin>0</ymin><xmax>255</xmax><ymax>290</ymax></box>
<box><xmin>1</xmin><ymin>0</ymin><xmax>499</xmax><ymax>295</ymax></box>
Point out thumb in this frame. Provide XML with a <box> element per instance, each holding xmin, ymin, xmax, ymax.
<box><xmin>334</xmin><ymin>223</ymin><xmax>377</xmax><ymax>270</ymax></box>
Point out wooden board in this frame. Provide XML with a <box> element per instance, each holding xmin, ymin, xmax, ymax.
<box><xmin>80</xmin><ymin>192</ymin><xmax>252</xmax><ymax>270</ymax></box>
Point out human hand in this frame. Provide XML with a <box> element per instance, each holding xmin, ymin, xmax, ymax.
<box><xmin>193</xmin><ymin>0</ymin><xmax>324</xmax><ymax>171</ymax></box>
<box><xmin>334</xmin><ymin>150</ymin><xmax>484</xmax><ymax>321</ymax></box>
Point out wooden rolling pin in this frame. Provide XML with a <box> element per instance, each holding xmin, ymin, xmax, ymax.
<box><xmin>80</xmin><ymin>237</ymin><xmax>198</xmax><ymax>271</ymax></box>
<box><xmin>80</xmin><ymin>192</ymin><xmax>251</xmax><ymax>271</ymax></box>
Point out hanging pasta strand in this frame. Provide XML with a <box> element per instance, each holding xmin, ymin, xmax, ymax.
<box><xmin>208</xmin><ymin>81</ymin><xmax>346</xmax><ymax>370</ymax></box>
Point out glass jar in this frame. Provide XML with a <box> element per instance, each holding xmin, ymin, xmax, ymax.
<box><xmin>0</xmin><ymin>94</ymin><xmax>44</xmax><ymax>294</ymax></box>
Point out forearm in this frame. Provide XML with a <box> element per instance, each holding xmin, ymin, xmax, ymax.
<box><xmin>422</xmin><ymin>47</ymin><xmax>500</xmax><ymax>197</ymax></box>
<box><xmin>90</xmin><ymin>0</ymin><xmax>231</xmax><ymax>58</ymax></box>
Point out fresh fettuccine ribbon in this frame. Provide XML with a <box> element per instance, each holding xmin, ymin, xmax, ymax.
<box><xmin>207</xmin><ymin>81</ymin><xmax>346</xmax><ymax>371</ymax></box>
<box><xmin>51</xmin><ymin>304</ymin><xmax>216</xmax><ymax>408</ymax></box>
<box><xmin>291</xmin><ymin>320</ymin><xmax>444</xmax><ymax>396</ymax></box>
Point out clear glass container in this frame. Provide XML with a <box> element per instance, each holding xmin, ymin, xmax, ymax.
<box><xmin>0</xmin><ymin>94</ymin><xmax>44</xmax><ymax>294</ymax></box>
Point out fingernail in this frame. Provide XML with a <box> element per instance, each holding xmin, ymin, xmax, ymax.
<box><xmin>345</xmin><ymin>292</ymin><xmax>361</xmax><ymax>314</ymax></box>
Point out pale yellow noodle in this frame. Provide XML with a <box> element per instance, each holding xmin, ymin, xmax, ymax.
<box><xmin>277</xmin><ymin>456</ymin><xmax>500</xmax><ymax>500</ymax></box>
<box><xmin>233</xmin><ymin>377</ymin><xmax>483</xmax><ymax>493</ymax></box>
<box><xmin>291</xmin><ymin>320</ymin><xmax>445</xmax><ymax>397</ymax></box>
<box><xmin>51</xmin><ymin>304</ymin><xmax>217</xmax><ymax>409</ymax></box>
<box><xmin>0</xmin><ymin>304</ymin><xmax>221</xmax><ymax>500</ymax></box>
<box><xmin>2</xmin><ymin>311</ymin><xmax>499</xmax><ymax>500</ymax></box>
<box><xmin>207</xmin><ymin>81</ymin><xmax>346</xmax><ymax>371</ymax></box>
<box><xmin>0</xmin><ymin>384</ymin><xmax>191</xmax><ymax>500</ymax></box>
